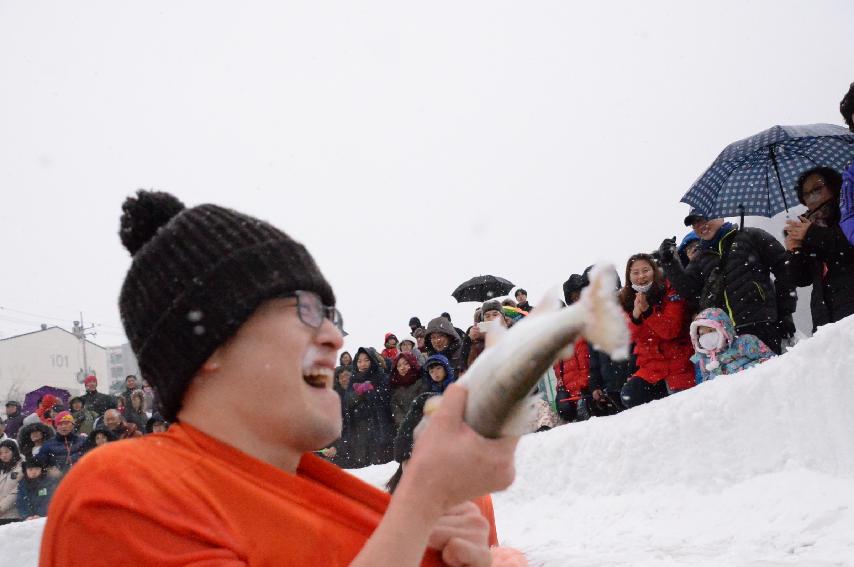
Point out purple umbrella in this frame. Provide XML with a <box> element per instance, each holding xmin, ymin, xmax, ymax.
<box><xmin>23</xmin><ymin>385</ymin><xmax>71</xmax><ymax>416</ymax></box>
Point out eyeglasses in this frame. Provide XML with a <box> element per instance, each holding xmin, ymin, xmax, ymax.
<box><xmin>293</xmin><ymin>290</ymin><xmax>344</xmax><ymax>333</ymax></box>
<box><xmin>802</xmin><ymin>181</ymin><xmax>829</xmax><ymax>204</ymax></box>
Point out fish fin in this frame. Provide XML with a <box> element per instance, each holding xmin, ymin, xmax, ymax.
<box><xmin>525</xmin><ymin>286</ymin><xmax>562</xmax><ymax>318</ymax></box>
<box><xmin>484</xmin><ymin>318</ymin><xmax>507</xmax><ymax>349</ymax></box>
<box><xmin>556</xmin><ymin>340</ymin><xmax>577</xmax><ymax>361</ymax></box>
<box><xmin>499</xmin><ymin>395</ymin><xmax>539</xmax><ymax>436</ymax></box>
<box><xmin>525</xmin><ymin>286</ymin><xmax>575</xmax><ymax>359</ymax></box>
<box><xmin>580</xmin><ymin>264</ymin><xmax>630</xmax><ymax>360</ymax></box>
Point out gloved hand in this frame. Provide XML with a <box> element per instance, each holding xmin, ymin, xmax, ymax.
<box><xmin>658</xmin><ymin>237</ymin><xmax>678</xmax><ymax>264</ymax></box>
<box><xmin>555</xmin><ymin>391</ymin><xmax>577</xmax><ymax>422</ymax></box>
<box><xmin>778</xmin><ymin>313</ymin><xmax>796</xmax><ymax>339</ymax></box>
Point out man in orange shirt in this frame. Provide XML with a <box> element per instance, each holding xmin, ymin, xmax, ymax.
<box><xmin>40</xmin><ymin>191</ymin><xmax>518</xmax><ymax>567</ymax></box>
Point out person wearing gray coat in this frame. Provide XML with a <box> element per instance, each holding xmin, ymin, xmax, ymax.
<box><xmin>423</xmin><ymin>316</ymin><xmax>465</xmax><ymax>377</ymax></box>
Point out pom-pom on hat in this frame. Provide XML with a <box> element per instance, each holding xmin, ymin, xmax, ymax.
<box><xmin>118</xmin><ymin>190</ymin><xmax>335</xmax><ymax>422</ymax></box>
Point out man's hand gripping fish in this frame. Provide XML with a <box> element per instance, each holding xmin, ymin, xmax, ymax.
<box><xmin>423</xmin><ymin>265</ymin><xmax>630</xmax><ymax>438</ymax></box>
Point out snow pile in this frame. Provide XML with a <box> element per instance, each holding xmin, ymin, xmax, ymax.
<box><xmin>5</xmin><ymin>318</ymin><xmax>854</xmax><ymax>566</ymax></box>
<box><xmin>354</xmin><ymin>317</ymin><xmax>854</xmax><ymax>566</ymax></box>
<box><xmin>1</xmin><ymin>517</ymin><xmax>45</xmax><ymax>565</ymax></box>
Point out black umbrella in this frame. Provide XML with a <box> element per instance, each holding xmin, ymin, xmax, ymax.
<box><xmin>452</xmin><ymin>275</ymin><xmax>515</xmax><ymax>303</ymax></box>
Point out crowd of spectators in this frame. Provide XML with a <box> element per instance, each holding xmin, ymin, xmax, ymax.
<box><xmin>0</xmin><ymin>374</ymin><xmax>168</xmax><ymax>524</ymax></box>
<box><xmin>2</xmin><ymin>82</ymin><xmax>854</xmax><ymax>530</ymax></box>
<box><xmin>328</xmin><ymin>82</ymin><xmax>854</xmax><ymax>468</ymax></box>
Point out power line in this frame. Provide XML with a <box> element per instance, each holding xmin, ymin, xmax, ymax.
<box><xmin>0</xmin><ymin>305</ymin><xmax>123</xmax><ymax>331</ymax></box>
<box><xmin>0</xmin><ymin>305</ymin><xmax>71</xmax><ymax>324</ymax></box>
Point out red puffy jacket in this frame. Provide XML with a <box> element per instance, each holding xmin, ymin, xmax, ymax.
<box><xmin>554</xmin><ymin>338</ymin><xmax>590</xmax><ymax>400</ymax></box>
<box><xmin>627</xmin><ymin>284</ymin><xmax>695</xmax><ymax>391</ymax></box>
<box><xmin>381</xmin><ymin>332</ymin><xmax>399</xmax><ymax>361</ymax></box>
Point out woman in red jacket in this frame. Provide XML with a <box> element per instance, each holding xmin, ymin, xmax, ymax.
<box><xmin>619</xmin><ymin>253</ymin><xmax>695</xmax><ymax>408</ymax></box>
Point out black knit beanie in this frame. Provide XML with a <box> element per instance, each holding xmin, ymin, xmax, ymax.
<box><xmin>118</xmin><ymin>190</ymin><xmax>335</xmax><ymax>421</ymax></box>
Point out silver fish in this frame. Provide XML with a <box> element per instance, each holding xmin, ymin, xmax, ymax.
<box><xmin>443</xmin><ymin>264</ymin><xmax>630</xmax><ymax>438</ymax></box>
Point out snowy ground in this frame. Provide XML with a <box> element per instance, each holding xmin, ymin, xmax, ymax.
<box><xmin>5</xmin><ymin>317</ymin><xmax>854</xmax><ymax>566</ymax></box>
<box><xmin>358</xmin><ymin>317</ymin><xmax>854</xmax><ymax>566</ymax></box>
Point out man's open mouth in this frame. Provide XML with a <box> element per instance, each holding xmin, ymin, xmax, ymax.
<box><xmin>303</xmin><ymin>367</ymin><xmax>334</xmax><ymax>389</ymax></box>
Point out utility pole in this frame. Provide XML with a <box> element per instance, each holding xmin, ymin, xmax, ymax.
<box><xmin>72</xmin><ymin>313</ymin><xmax>97</xmax><ymax>382</ymax></box>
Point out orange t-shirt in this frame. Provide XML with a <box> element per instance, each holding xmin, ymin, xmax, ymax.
<box><xmin>39</xmin><ymin>423</ymin><xmax>443</xmax><ymax>566</ymax></box>
<box><xmin>472</xmin><ymin>494</ymin><xmax>499</xmax><ymax>547</ymax></box>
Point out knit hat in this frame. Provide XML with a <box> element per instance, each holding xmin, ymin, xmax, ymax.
<box><xmin>562</xmin><ymin>273</ymin><xmax>589</xmax><ymax>304</ymax></box>
<box><xmin>145</xmin><ymin>413</ymin><xmax>169</xmax><ymax>434</ymax></box>
<box><xmin>118</xmin><ymin>190</ymin><xmax>335</xmax><ymax>422</ymax></box>
<box><xmin>24</xmin><ymin>456</ymin><xmax>46</xmax><ymax>471</ymax></box>
<box><xmin>481</xmin><ymin>300</ymin><xmax>502</xmax><ymax>316</ymax></box>
<box><xmin>83</xmin><ymin>375</ymin><xmax>97</xmax><ymax>386</ymax></box>
<box><xmin>53</xmin><ymin>411</ymin><xmax>74</xmax><ymax>426</ymax></box>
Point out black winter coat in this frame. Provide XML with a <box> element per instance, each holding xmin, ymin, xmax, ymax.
<box><xmin>587</xmin><ymin>347</ymin><xmax>633</xmax><ymax>394</ymax></box>
<box><xmin>662</xmin><ymin>225</ymin><xmax>796</xmax><ymax>329</ymax></box>
<box><xmin>3</xmin><ymin>405</ymin><xmax>25</xmax><ymax>439</ymax></box>
<box><xmin>348</xmin><ymin>348</ymin><xmax>395</xmax><ymax>466</ymax></box>
<box><xmin>80</xmin><ymin>391</ymin><xmax>117</xmax><ymax>417</ymax></box>
<box><xmin>786</xmin><ymin>223</ymin><xmax>854</xmax><ymax>332</ymax></box>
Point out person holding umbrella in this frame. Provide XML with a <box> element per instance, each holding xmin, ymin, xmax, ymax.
<box><xmin>658</xmin><ymin>212</ymin><xmax>796</xmax><ymax>355</ymax></box>
<box><xmin>784</xmin><ymin>167</ymin><xmax>854</xmax><ymax>332</ymax></box>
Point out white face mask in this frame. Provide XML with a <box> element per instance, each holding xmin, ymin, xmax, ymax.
<box><xmin>698</xmin><ymin>331</ymin><xmax>720</xmax><ymax>351</ymax></box>
<box><xmin>631</xmin><ymin>282</ymin><xmax>653</xmax><ymax>293</ymax></box>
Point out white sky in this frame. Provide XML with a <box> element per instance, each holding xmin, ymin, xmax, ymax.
<box><xmin>1</xmin><ymin>1</ymin><xmax>852</xmax><ymax>355</ymax></box>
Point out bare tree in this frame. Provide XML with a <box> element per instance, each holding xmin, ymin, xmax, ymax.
<box><xmin>3</xmin><ymin>378</ymin><xmax>24</xmax><ymax>404</ymax></box>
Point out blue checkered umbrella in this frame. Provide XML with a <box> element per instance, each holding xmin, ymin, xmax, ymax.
<box><xmin>681</xmin><ymin>124</ymin><xmax>854</xmax><ymax>218</ymax></box>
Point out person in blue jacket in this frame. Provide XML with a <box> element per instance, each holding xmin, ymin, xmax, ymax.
<box><xmin>422</xmin><ymin>354</ymin><xmax>455</xmax><ymax>394</ymax></box>
<box><xmin>17</xmin><ymin>456</ymin><xmax>57</xmax><ymax>520</ymax></box>
<box><xmin>40</xmin><ymin>411</ymin><xmax>88</xmax><ymax>475</ymax></box>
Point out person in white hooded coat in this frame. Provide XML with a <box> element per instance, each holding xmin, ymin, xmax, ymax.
<box><xmin>0</xmin><ymin>439</ymin><xmax>23</xmax><ymax>523</ymax></box>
